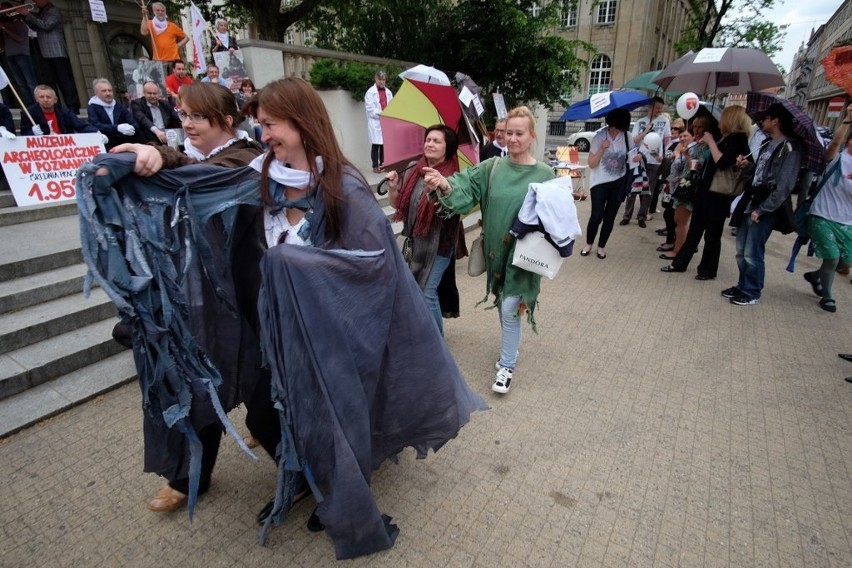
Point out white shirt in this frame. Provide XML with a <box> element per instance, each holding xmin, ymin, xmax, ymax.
<box><xmin>264</xmin><ymin>211</ymin><xmax>308</xmax><ymax>248</ymax></box>
<box><xmin>632</xmin><ymin>115</ymin><xmax>671</xmax><ymax>165</ymax></box>
<box><xmin>589</xmin><ymin>128</ymin><xmax>631</xmax><ymax>188</ymax></box>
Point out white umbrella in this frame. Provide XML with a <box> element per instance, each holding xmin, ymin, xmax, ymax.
<box><xmin>399</xmin><ymin>64</ymin><xmax>450</xmax><ymax>85</ymax></box>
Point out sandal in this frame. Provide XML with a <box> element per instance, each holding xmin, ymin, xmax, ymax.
<box><xmin>819</xmin><ymin>298</ymin><xmax>837</xmax><ymax>313</ymax></box>
<box><xmin>147</xmin><ymin>485</ymin><xmax>187</xmax><ymax>512</ymax></box>
<box><xmin>803</xmin><ymin>271</ymin><xmax>824</xmax><ymax>298</ymax></box>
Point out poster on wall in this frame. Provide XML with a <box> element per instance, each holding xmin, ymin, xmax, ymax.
<box><xmin>121</xmin><ymin>59</ymin><xmax>167</xmax><ymax>100</ymax></box>
<box><xmin>0</xmin><ymin>133</ymin><xmax>106</xmax><ymax>206</ymax></box>
<box><xmin>214</xmin><ymin>50</ymin><xmax>247</xmax><ymax>93</ymax></box>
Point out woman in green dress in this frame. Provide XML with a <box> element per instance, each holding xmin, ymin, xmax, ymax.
<box><xmin>423</xmin><ymin>106</ymin><xmax>554</xmax><ymax>395</ymax></box>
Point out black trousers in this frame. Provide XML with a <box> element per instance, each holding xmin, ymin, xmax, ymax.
<box><xmin>672</xmin><ymin>191</ymin><xmax>733</xmax><ymax>277</ymax></box>
<box><xmin>370</xmin><ymin>144</ymin><xmax>384</xmax><ymax>168</ymax></box>
<box><xmin>663</xmin><ymin>200</ymin><xmax>676</xmax><ymax>245</ymax></box>
<box><xmin>586</xmin><ymin>179</ymin><xmax>624</xmax><ymax>248</ymax></box>
<box><xmin>46</xmin><ymin>57</ymin><xmax>79</xmax><ymax>113</ymax></box>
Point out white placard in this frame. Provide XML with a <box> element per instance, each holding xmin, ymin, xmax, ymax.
<box><xmin>493</xmin><ymin>93</ymin><xmax>507</xmax><ymax>119</ymax></box>
<box><xmin>0</xmin><ymin>133</ymin><xmax>106</xmax><ymax>206</ymax></box>
<box><xmin>693</xmin><ymin>47</ymin><xmax>727</xmax><ymax>64</ymax></box>
<box><xmin>589</xmin><ymin>92</ymin><xmax>612</xmax><ymax>115</ymax></box>
<box><xmin>89</xmin><ymin>0</ymin><xmax>107</xmax><ymax>23</ymax></box>
<box><xmin>458</xmin><ymin>86</ymin><xmax>474</xmax><ymax>106</ymax></box>
<box><xmin>472</xmin><ymin>95</ymin><xmax>485</xmax><ymax>117</ymax></box>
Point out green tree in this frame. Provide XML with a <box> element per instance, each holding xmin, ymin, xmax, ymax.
<box><xmin>675</xmin><ymin>0</ymin><xmax>784</xmax><ymax>56</ymax></box>
<box><xmin>306</xmin><ymin>0</ymin><xmax>592</xmax><ymax>108</ymax></box>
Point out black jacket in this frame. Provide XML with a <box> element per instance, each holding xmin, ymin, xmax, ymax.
<box><xmin>130</xmin><ymin>98</ymin><xmax>181</xmax><ymax>144</ymax></box>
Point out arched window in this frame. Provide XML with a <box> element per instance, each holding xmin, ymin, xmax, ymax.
<box><xmin>588</xmin><ymin>55</ymin><xmax>612</xmax><ymax>96</ymax></box>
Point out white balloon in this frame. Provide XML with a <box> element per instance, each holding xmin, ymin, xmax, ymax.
<box><xmin>643</xmin><ymin>132</ymin><xmax>662</xmax><ymax>154</ymax></box>
<box><xmin>677</xmin><ymin>92</ymin><xmax>700</xmax><ymax>120</ymax></box>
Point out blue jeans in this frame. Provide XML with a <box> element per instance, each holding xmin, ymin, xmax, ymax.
<box><xmin>497</xmin><ymin>295</ymin><xmax>522</xmax><ymax>369</ymax></box>
<box><xmin>735</xmin><ymin>211</ymin><xmax>777</xmax><ymax>299</ymax></box>
<box><xmin>424</xmin><ymin>254</ymin><xmax>451</xmax><ymax>335</ymax></box>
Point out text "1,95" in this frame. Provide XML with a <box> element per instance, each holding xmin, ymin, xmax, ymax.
<box><xmin>28</xmin><ymin>179</ymin><xmax>75</xmax><ymax>202</ymax></box>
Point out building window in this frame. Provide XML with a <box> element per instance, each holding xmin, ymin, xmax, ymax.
<box><xmin>303</xmin><ymin>30</ymin><xmax>313</xmax><ymax>46</ymax></box>
<box><xmin>530</xmin><ymin>2</ymin><xmax>541</xmax><ymax>17</ymax></box>
<box><xmin>596</xmin><ymin>0</ymin><xmax>617</xmax><ymax>24</ymax></box>
<box><xmin>560</xmin><ymin>1</ymin><xmax>577</xmax><ymax>28</ymax></box>
<box><xmin>286</xmin><ymin>29</ymin><xmax>295</xmax><ymax>45</ymax></box>
<box><xmin>588</xmin><ymin>54</ymin><xmax>612</xmax><ymax>95</ymax></box>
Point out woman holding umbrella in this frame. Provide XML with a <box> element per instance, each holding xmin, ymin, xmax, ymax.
<box><xmin>385</xmin><ymin>125</ymin><xmax>466</xmax><ymax>335</ymax></box>
<box><xmin>422</xmin><ymin>106</ymin><xmax>555</xmax><ymax>395</ymax></box>
<box><xmin>580</xmin><ymin>108</ymin><xmax>637</xmax><ymax>259</ymax></box>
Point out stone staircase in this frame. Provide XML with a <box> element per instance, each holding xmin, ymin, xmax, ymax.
<box><xmin>0</xmin><ymin>184</ymin><xmax>137</xmax><ymax>438</ymax></box>
<box><xmin>0</xmin><ymin>177</ymin><xmax>479</xmax><ymax>438</ymax></box>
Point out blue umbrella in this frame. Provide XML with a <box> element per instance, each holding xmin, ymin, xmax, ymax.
<box><xmin>560</xmin><ymin>90</ymin><xmax>653</xmax><ymax>121</ymax></box>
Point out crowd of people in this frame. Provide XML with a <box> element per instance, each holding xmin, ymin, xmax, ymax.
<box><xmin>574</xmin><ymin>97</ymin><xmax>852</xmax><ymax>313</ymax></box>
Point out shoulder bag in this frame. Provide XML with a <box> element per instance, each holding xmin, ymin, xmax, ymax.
<box><xmin>467</xmin><ymin>158</ymin><xmax>501</xmax><ymax>277</ymax></box>
<box><xmin>708</xmin><ymin>165</ymin><xmax>747</xmax><ymax>197</ymax></box>
<box><xmin>512</xmin><ymin>231</ymin><xmax>564</xmax><ymax>280</ymax></box>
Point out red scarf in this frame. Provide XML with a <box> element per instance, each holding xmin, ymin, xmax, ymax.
<box><xmin>393</xmin><ymin>155</ymin><xmax>459</xmax><ymax>237</ymax></box>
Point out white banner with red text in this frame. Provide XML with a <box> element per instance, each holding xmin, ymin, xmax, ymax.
<box><xmin>1</xmin><ymin>134</ymin><xmax>105</xmax><ymax>206</ymax></box>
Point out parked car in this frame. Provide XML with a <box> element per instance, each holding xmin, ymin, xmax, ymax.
<box><xmin>566</xmin><ymin>122</ymin><xmax>635</xmax><ymax>152</ymax></box>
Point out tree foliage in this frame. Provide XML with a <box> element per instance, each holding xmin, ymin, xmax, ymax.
<box><xmin>675</xmin><ymin>0</ymin><xmax>784</xmax><ymax>56</ymax></box>
<box><xmin>304</xmin><ymin>0</ymin><xmax>592</xmax><ymax>108</ymax></box>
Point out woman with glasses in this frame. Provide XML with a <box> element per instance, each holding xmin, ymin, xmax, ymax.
<box><xmin>110</xmin><ymin>82</ymin><xmax>269</xmax><ymax>513</ymax></box>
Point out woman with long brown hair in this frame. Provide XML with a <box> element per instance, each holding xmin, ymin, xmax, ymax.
<box><xmin>244</xmin><ymin>78</ymin><xmax>486</xmax><ymax>559</ymax></box>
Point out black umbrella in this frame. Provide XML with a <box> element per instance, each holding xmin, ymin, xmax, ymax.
<box><xmin>745</xmin><ymin>92</ymin><xmax>827</xmax><ymax>175</ymax></box>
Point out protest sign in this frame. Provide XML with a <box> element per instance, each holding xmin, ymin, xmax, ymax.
<box><xmin>1</xmin><ymin>133</ymin><xmax>105</xmax><ymax>206</ymax></box>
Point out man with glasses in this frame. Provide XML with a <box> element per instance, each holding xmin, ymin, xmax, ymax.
<box><xmin>87</xmin><ymin>78</ymin><xmax>140</xmax><ymax>150</ymax></box>
<box><xmin>131</xmin><ymin>81</ymin><xmax>180</xmax><ymax>145</ymax></box>
<box><xmin>723</xmin><ymin>103</ymin><xmax>801</xmax><ymax>306</ymax></box>
<box><xmin>480</xmin><ymin>118</ymin><xmax>508</xmax><ymax>160</ymax></box>
<box><xmin>364</xmin><ymin>70</ymin><xmax>393</xmax><ymax>172</ymax></box>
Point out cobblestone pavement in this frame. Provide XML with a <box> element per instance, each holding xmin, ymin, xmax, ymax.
<box><xmin>3</xmin><ymin>204</ymin><xmax>852</xmax><ymax>568</ymax></box>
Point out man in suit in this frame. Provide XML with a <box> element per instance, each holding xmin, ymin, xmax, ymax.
<box><xmin>87</xmin><ymin>78</ymin><xmax>140</xmax><ymax>150</ymax></box>
<box><xmin>131</xmin><ymin>81</ymin><xmax>180</xmax><ymax>145</ymax></box>
<box><xmin>20</xmin><ymin>84</ymin><xmax>98</xmax><ymax>136</ymax></box>
<box><xmin>480</xmin><ymin>118</ymin><xmax>507</xmax><ymax>160</ymax></box>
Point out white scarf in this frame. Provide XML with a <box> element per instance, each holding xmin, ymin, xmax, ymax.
<box><xmin>151</xmin><ymin>16</ymin><xmax>168</xmax><ymax>35</ymax></box>
<box><xmin>248</xmin><ymin>154</ymin><xmax>324</xmax><ymax>189</ymax></box>
<box><xmin>183</xmin><ymin>131</ymin><xmax>247</xmax><ymax>161</ymax></box>
<box><xmin>88</xmin><ymin>95</ymin><xmax>115</xmax><ymax>122</ymax></box>
<box><xmin>216</xmin><ymin>32</ymin><xmax>230</xmax><ymax>49</ymax></box>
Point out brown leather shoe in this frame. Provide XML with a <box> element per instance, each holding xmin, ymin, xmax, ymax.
<box><xmin>147</xmin><ymin>485</ymin><xmax>187</xmax><ymax>512</ymax></box>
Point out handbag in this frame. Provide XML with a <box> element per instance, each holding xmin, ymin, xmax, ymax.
<box><xmin>672</xmin><ymin>169</ymin><xmax>700</xmax><ymax>202</ymax></box>
<box><xmin>467</xmin><ymin>157</ymin><xmax>501</xmax><ymax>277</ymax></box>
<box><xmin>708</xmin><ymin>166</ymin><xmax>747</xmax><ymax>197</ymax></box>
<box><xmin>467</xmin><ymin>229</ymin><xmax>486</xmax><ymax>276</ymax></box>
<box><xmin>773</xmin><ymin>196</ymin><xmax>796</xmax><ymax>235</ymax></box>
<box><xmin>511</xmin><ymin>231</ymin><xmax>563</xmax><ymax>280</ymax></box>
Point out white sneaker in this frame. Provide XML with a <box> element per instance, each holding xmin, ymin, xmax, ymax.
<box><xmin>492</xmin><ymin>367</ymin><xmax>513</xmax><ymax>394</ymax></box>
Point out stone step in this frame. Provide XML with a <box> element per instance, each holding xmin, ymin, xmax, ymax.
<box><xmin>0</xmin><ymin>190</ymin><xmax>15</xmax><ymax>209</ymax></box>
<box><xmin>0</xmin><ymin>287</ymin><xmax>114</xmax><ymax>355</ymax></box>
<box><xmin>0</xmin><ymin>200</ymin><xmax>77</xmax><ymax>227</ymax></box>
<box><xmin>0</xmin><ymin>216</ymin><xmax>83</xmax><ymax>282</ymax></box>
<box><xmin>0</xmin><ymin>262</ymin><xmax>89</xmax><ymax>314</ymax></box>
<box><xmin>0</xmin><ymin>318</ymin><xmax>123</xmax><ymax>401</ymax></box>
<box><xmin>0</xmin><ymin>350</ymin><xmax>136</xmax><ymax>438</ymax></box>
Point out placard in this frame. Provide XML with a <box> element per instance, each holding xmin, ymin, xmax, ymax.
<box><xmin>693</xmin><ymin>47</ymin><xmax>727</xmax><ymax>64</ymax></box>
<box><xmin>589</xmin><ymin>92</ymin><xmax>612</xmax><ymax>114</ymax></box>
<box><xmin>122</xmin><ymin>59</ymin><xmax>167</xmax><ymax>100</ymax></box>
<box><xmin>214</xmin><ymin>51</ymin><xmax>247</xmax><ymax>93</ymax></box>
<box><xmin>493</xmin><ymin>93</ymin><xmax>507</xmax><ymax>119</ymax></box>
<box><xmin>89</xmin><ymin>0</ymin><xmax>107</xmax><ymax>23</ymax></box>
<box><xmin>1</xmin><ymin>133</ymin><xmax>106</xmax><ymax>206</ymax></box>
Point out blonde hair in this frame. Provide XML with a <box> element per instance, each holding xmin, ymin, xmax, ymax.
<box><xmin>506</xmin><ymin>106</ymin><xmax>537</xmax><ymax>135</ymax></box>
<box><xmin>719</xmin><ymin>105</ymin><xmax>751</xmax><ymax>136</ymax></box>
<box><xmin>671</xmin><ymin>118</ymin><xmax>686</xmax><ymax>131</ymax></box>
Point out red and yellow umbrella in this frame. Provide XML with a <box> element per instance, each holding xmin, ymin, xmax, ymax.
<box><xmin>379</xmin><ymin>78</ymin><xmax>479</xmax><ymax>171</ymax></box>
